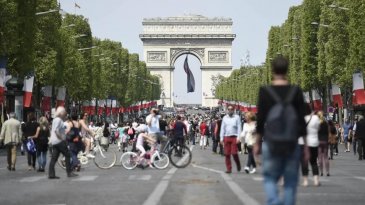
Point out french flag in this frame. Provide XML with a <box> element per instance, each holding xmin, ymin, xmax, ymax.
<box><xmin>312</xmin><ymin>89</ymin><xmax>322</xmax><ymax>111</ymax></box>
<box><xmin>183</xmin><ymin>55</ymin><xmax>195</xmax><ymax>93</ymax></box>
<box><xmin>56</xmin><ymin>87</ymin><xmax>66</xmax><ymax>107</ymax></box>
<box><xmin>331</xmin><ymin>84</ymin><xmax>343</xmax><ymax>108</ymax></box>
<box><xmin>41</xmin><ymin>86</ymin><xmax>52</xmax><ymax>112</ymax></box>
<box><xmin>0</xmin><ymin>57</ymin><xmax>7</xmax><ymax>104</ymax></box>
<box><xmin>23</xmin><ymin>74</ymin><xmax>34</xmax><ymax>107</ymax></box>
<box><xmin>353</xmin><ymin>72</ymin><xmax>365</xmax><ymax>105</ymax></box>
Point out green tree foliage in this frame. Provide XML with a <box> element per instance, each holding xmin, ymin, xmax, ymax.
<box><xmin>0</xmin><ymin>1</ymin><xmax>161</xmax><ymax>110</ymax></box>
<box><xmin>215</xmin><ymin>65</ymin><xmax>264</xmax><ymax>105</ymax></box>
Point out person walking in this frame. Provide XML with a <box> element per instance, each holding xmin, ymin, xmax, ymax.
<box><xmin>212</xmin><ymin>116</ymin><xmax>220</xmax><ymax>154</ymax></box>
<box><xmin>30</xmin><ymin>117</ymin><xmax>50</xmax><ymax>172</ymax></box>
<box><xmin>328</xmin><ymin>121</ymin><xmax>337</xmax><ymax>160</ymax></box>
<box><xmin>215</xmin><ymin>114</ymin><xmax>224</xmax><ymax>156</ymax></box>
<box><xmin>354</xmin><ymin>115</ymin><xmax>365</xmax><ymax>160</ymax></box>
<box><xmin>220</xmin><ymin>105</ymin><xmax>242</xmax><ymax>173</ymax></box>
<box><xmin>172</xmin><ymin>115</ymin><xmax>187</xmax><ymax>148</ymax></box>
<box><xmin>199</xmin><ymin>120</ymin><xmax>208</xmax><ymax>149</ymax></box>
<box><xmin>301</xmin><ymin>105</ymin><xmax>321</xmax><ymax>187</ymax></box>
<box><xmin>0</xmin><ymin>112</ymin><xmax>22</xmax><ymax>171</ymax></box>
<box><xmin>342</xmin><ymin>118</ymin><xmax>352</xmax><ymax>152</ymax></box>
<box><xmin>241</xmin><ymin>112</ymin><xmax>257</xmax><ymax>174</ymax></box>
<box><xmin>317</xmin><ymin>111</ymin><xmax>330</xmax><ymax>176</ymax></box>
<box><xmin>255</xmin><ymin>56</ymin><xmax>308</xmax><ymax>205</ymax></box>
<box><xmin>48</xmin><ymin>107</ymin><xmax>78</xmax><ymax>179</ymax></box>
<box><xmin>22</xmin><ymin>112</ymin><xmax>39</xmax><ymax>171</ymax></box>
<box><xmin>146</xmin><ymin>108</ymin><xmax>166</xmax><ymax>150</ymax></box>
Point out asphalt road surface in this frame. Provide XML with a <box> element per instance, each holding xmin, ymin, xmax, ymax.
<box><xmin>0</xmin><ymin>143</ymin><xmax>364</xmax><ymax>205</ymax></box>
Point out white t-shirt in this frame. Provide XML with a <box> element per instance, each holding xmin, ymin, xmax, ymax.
<box><xmin>241</xmin><ymin>122</ymin><xmax>257</xmax><ymax>146</ymax></box>
<box><xmin>304</xmin><ymin>114</ymin><xmax>320</xmax><ymax>147</ymax></box>
<box><xmin>136</xmin><ymin>133</ymin><xmax>144</xmax><ymax>147</ymax></box>
<box><xmin>50</xmin><ymin>117</ymin><xmax>66</xmax><ymax>145</ymax></box>
<box><xmin>146</xmin><ymin>114</ymin><xmax>160</xmax><ymax>134</ymax></box>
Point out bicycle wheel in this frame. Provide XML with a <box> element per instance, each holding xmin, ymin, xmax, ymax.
<box><xmin>57</xmin><ymin>153</ymin><xmax>66</xmax><ymax>169</ymax></box>
<box><xmin>168</xmin><ymin>145</ymin><xmax>192</xmax><ymax>168</ymax></box>
<box><xmin>152</xmin><ymin>152</ymin><xmax>169</xmax><ymax>169</ymax></box>
<box><xmin>93</xmin><ymin>147</ymin><xmax>117</xmax><ymax>169</ymax></box>
<box><xmin>120</xmin><ymin>152</ymin><xmax>139</xmax><ymax>170</ymax></box>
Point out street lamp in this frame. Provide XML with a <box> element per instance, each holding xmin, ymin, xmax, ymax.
<box><xmin>62</xmin><ymin>24</ymin><xmax>75</xmax><ymax>28</ymax></box>
<box><xmin>72</xmin><ymin>34</ymin><xmax>88</xmax><ymax>38</ymax></box>
<box><xmin>329</xmin><ymin>4</ymin><xmax>349</xmax><ymax>10</ymax></box>
<box><xmin>78</xmin><ymin>46</ymin><xmax>97</xmax><ymax>51</ymax></box>
<box><xmin>311</xmin><ymin>22</ymin><xmax>330</xmax><ymax>28</ymax></box>
<box><xmin>35</xmin><ymin>9</ymin><xmax>59</xmax><ymax>16</ymax></box>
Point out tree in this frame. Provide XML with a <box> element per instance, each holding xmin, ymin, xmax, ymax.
<box><xmin>300</xmin><ymin>0</ymin><xmax>321</xmax><ymax>91</ymax></box>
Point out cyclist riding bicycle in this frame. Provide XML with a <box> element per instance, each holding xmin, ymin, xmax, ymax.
<box><xmin>135</xmin><ymin>124</ymin><xmax>157</xmax><ymax>168</ymax></box>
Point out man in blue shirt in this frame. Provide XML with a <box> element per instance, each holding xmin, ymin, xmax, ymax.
<box><xmin>220</xmin><ymin>105</ymin><xmax>242</xmax><ymax>173</ymax></box>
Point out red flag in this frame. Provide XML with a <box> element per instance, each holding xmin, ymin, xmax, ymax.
<box><xmin>0</xmin><ymin>57</ymin><xmax>7</xmax><ymax>104</ymax></box>
<box><xmin>312</xmin><ymin>90</ymin><xmax>322</xmax><ymax>111</ymax></box>
<box><xmin>56</xmin><ymin>87</ymin><xmax>66</xmax><ymax>107</ymax></box>
<box><xmin>331</xmin><ymin>84</ymin><xmax>343</xmax><ymax>108</ymax></box>
<box><xmin>353</xmin><ymin>72</ymin><xmax>365</xmax><ymax>105</ymax></box>
<box><xmin>41</xmin><ymin>86</ymin><xmax>52</xmax><ymax>112</ymax></box>
<box><xmin>23</xmin><ymin>75</ymin><xmax>34</xmax><ymax>107</ymax></box>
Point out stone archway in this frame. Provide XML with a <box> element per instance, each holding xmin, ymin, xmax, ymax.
<box><xmin>140</xmin><ymin>15</ymin><xmax>235</xmax><ymax>107</ymax></box>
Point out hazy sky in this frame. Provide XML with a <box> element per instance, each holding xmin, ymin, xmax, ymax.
<box><xmin>59</xmin><ymin>0</ymin><xmax>302</xmax><ymax>104</ymax></box>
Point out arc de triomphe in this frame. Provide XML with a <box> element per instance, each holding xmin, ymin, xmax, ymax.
<box><xmin>140</xmin><ymin>15</ymin><xmax>235</xmax><ymax>107</ymax></box>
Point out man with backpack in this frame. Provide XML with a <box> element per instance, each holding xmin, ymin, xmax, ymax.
<box><xmin>255</xmin><ymin>56</ymin><xmax>308</xmax><ymax>205</ymax></box>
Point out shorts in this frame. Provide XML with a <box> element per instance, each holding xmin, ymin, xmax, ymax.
<box><xmin>344</xmin><ymin>135</ymin><xmax>348</xmax><ymax>143</ymax></box>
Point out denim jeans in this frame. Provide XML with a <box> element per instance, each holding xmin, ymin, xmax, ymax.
<box><xmin>36</xmin><ymin>150</ymin><xmax>47</xmax><ymax>169</ymax></box>
<box><xmin>262</xmin><ymin>142</ymin><xmax>301</xmax><ymax>205</ymax></box>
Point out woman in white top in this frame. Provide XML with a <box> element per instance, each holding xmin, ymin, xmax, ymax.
<box><xmin>301</xmin><ymin>105</ymin><xmax>321</xmax><ymax>187</ymax></box>
<box><xmin>240</xmin><ymin>112</ymin><xmax>257</xmax><ymax>174</ymax></box>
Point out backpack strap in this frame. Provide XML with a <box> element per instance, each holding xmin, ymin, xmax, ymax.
<box><xmin>266</xmin><ymin>86</ymin><xmax>282</xmax><ymax>103</ymax></box>
<box><xmin>285</xmin><ymin>86</ymin><xmax>298</xmax><ymax>103</ymax></box>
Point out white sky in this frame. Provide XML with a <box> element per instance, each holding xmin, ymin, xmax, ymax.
<box><xmin>59</xmin><ymin>0</ymin><xmax>303</xmax><ymax>104</ymax></box>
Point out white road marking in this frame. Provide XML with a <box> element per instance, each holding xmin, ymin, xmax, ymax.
<box><xmin>221</xmin><ymin>173</ymin><xmax>261</xmax><ymax>205</ymax></box>
<box><xmin>129</xmin><ymin>175</ymin><xmax>152</xmax><ymax>181</ymax></box>
<box><xmin>354</xmin><ymin>176</ymin><xmax>365</xmax><ymax>181</ymax></box>
<box><xmin>309</xmin><ymin>177</ymin><xmax>330</xmax><ymax>182</ymax></box>
<box><xmin>252</xmin><ymin>177</ymin><xmax>264</xmax><ymax>181</ymax></box>
<box><xmin>142</xmin><ymin>145</ymin><xmax>194</xmax><ymax>205</ymax></box>
<box><xmin>71</xmin><ymin>175</ymin><xmax>98</xmax><ymax>182</ymax></box>
<box><xmin>19</xmin><ymin>176</ymin><xmax>47</xmax><ymax>182</ymax></box>
<box><xmin>193</xmin><ymin>164</ymin><xmax>260</xmax><ymax>205</ymax></box>
<box><xmin>192</xmin><ymin>164</ymin><xmax>223</xmax><ymax>174</ymax></box>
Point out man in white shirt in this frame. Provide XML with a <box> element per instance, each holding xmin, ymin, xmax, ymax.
<box><xmin>220</xmin><ymin>105</ymin><xmax>242</xmax><ymax>173</ymax></box>
<box><xmin>146</xmin><ymin>108</ymin><xmax>167</xmax><ymax>150</ymax></box>
<box><xmin>48</xmin><ymin>107</ymin><xmax>78</xmax><ymax>179</ymax></box>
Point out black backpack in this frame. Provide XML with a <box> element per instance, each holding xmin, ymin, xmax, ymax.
<box><xmin>264</xmin><ymin>86</ymin><xmax>299</xmax><ymax>156</ymax></box>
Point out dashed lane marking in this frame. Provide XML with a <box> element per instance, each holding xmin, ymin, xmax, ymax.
<box><xmin>19</xmin><ymin>176</ymin><xmax>47</xmax><ymax>182</ymax></box>
<box><xmin>354</xmin><ymin>176</ymin><xmax>365</xmax><ymax>181</ymax></box>
<box><xmin>193</xmin><ymin>164</ymin><xmax>260</xmax><ymax>205</ymax></box>
<box><xmin>129</xmin><ymin>175</ymin><xmax>152</xmax><ymax>181</ymax></box>
<box><xmin>142</xmin><ymin>145</ymin><xmax>194</xmax><ymax>205</ymax></box>
<box><xmin>71</xmin><ymin>175</ymin><xmax>98</xmax><ymax>182</ymax></box>
<box><xmin>252</xmin><ymin>176</ymin><xmax>264</xmax><ymax>181</ymax></box>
